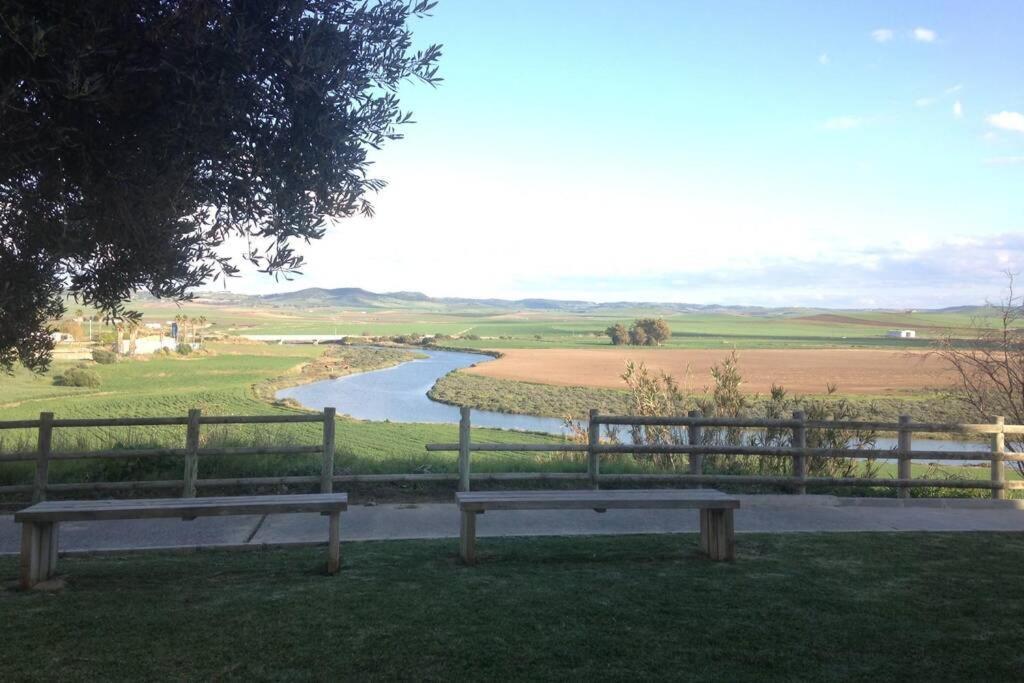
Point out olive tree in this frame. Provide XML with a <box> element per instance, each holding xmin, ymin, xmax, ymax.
<box><xmin>0</xmin><ymin>0</ymin><xmax>441</xmax><ymax>371</ymax></box>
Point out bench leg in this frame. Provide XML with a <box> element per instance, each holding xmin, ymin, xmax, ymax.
<box><xmin>42</xmin><ymin>522</ymin><xmax>58</xmax><ymax>579</ymax></box>
<box><xmin>20</xmin><ymin>522</ymin><xmax>58</xmax><ymax>589</ymax></box>
<box><xmin>327</xmin><ymin>512</ymin><xmax>341</xmax><ymax>574</ymax></box>
<box><xmin>19</xmin><ymin>523</ymin><xmax>40</xmax><ymax>589</ymax></box>
<box><xmin>459</xmin><ymin>510</ymin><xmax>477</xmax><ymax>565</ymax></box>
<box><xmin>699</xmin><ymin>509</ymin><xmax>735</xmax><ymax>561</ymax></box>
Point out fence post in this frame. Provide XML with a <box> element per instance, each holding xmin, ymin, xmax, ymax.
<box><xmin>32</xmin><ymin>412</ymin><xmax>54</xmax><ymax>503</ymax></box>
<box><xmin>687</xmin><ymin>410</ymin><xmax>703</xmax><ymax>487</ymax></box>
<box><xmin>587</xmin><ymin>409</ymin><xmax>600</xmax><ymax>490</ymax></box>
<box><xmin>897</xmin><ymin>414</ymin><xmax>912</xmax><ymax>500</ymax></box>
<box><xmin>991</xmin><ymin>415</ymin><xmax>1005</xmax><ymax>500</ymax></box>
<box><xmin>321</xmin><ymin>407</ymin><xmax>336</xmax><ymax>493</ymax></box>
<box><xmin>458</xmin><ymin>407</ymin><xmax>471</xmax><ymax>492</ymax></box>
<box><xmin>183</xmin><ymin>409</ymin><xmax>201</xmax><ymax>498</ymax></box>
<box><xmin>792</xmin><ymin>410</ymin><xmax>807</xmax><ymax>495</ymax></box>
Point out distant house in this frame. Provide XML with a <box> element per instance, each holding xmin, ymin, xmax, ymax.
<box><xmin>143</xmin><ymin>322</ymin><xmax>163</xmax><ymax>331</ymax></box>
<box><xmin>49</xmin><ymin>332</ymin><xmax>75</xmax><ymax>343</ymax></box>
<box><xmin>886</xmin><ymin>329</ymin><xmax>916</xmax><ymax>339</ymax></box>
<box><xmin>117</xmin><ymin>336</ymin><xmax>177</xmax><ymax>355</ymax></box>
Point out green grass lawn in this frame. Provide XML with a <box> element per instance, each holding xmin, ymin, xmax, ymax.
<box><xmin>2</xmin><ymin>533</ymin><xmax>1023</xmax><ymax>680</ymax></box>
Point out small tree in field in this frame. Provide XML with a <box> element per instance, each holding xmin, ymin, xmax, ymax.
<box><xmin>628</xmin><ymin>324</ymin><xmax>648</xmax><ymax>346</ymax></box>
<box><xmin>605</xmin><ymin>324</ymin><xmax>629</xmax><ymax>345</ymax></box>
<box><xmin>935</xmin><ymin>275</ymin><xmax>1024</xmax><ymax>474</ymax></box>
<box><xmin>627</xmin><ymin>318</ymin><xmax>671</xmax><ymax>346</ymax></box>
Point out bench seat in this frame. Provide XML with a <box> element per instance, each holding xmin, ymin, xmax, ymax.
<box><xmin>15</xmin><ymin>493</ymin><xmax>348</xmax><ymax>589</ymax></box>
<box><xmin>455</xmin><ymin>489</ymin><xmax>739</xmax><ymax>563</ymax></box>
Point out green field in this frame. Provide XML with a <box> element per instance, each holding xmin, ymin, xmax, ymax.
<box><xmin>0</xmin><ymin>343</ymin><xmax>564</xmax><ymax>490</ymax></box>
<box><xmin>68</xmin><ymin>297</ymin><xmax>1003</xmax><ymax>351</ymax></box>
<box><xmin>3</xmin><ymin>533</ymin><xmax>1024</xmax><ymax>680</ymax></box>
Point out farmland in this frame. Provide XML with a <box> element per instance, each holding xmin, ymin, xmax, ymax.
<box><xmin>463</xmin><ymin>348</ymin><xmax>954</xmax><ymax>395</ymax></box>
<box><xmin>2</xmin><ymin>290</ymin><xmax>1014</xmax><ymax>498</ymax></box>
<box><xmin>118</xmin><ymin>291</ymin><xmax>994</xmax><ymax>352</ymax></box>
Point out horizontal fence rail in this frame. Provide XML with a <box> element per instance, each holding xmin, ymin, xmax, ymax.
<box><xmin>0</xmin><ymin>408</ymin><xmax>337</xmax><ymax>502</ymax></box>
<box><xmin>427</xmin><ymin>408</ymin><xmax>1019</xmax><ymax>500</ymax></box>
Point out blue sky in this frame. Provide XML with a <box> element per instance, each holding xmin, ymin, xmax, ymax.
<box><xmin>232</xmin><ymin>0</ymin><xmax>1024</xmax><ymax>307</ymax></box>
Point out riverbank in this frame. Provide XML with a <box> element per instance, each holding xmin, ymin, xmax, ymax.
<box><xmin>254</xmin><ymin>344</ymin><xmax>424</xmax><ymax>406</ymax></box>
<box><xmin>427</xmin><ymin>370</ymin><xmax>977</xmax><ymax>426</ymax></box>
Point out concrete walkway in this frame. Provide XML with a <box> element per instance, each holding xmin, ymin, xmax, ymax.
<box><xmin>3</xmin><ymin>495</ymin><xmax>1024</xmax><ymax>556</ymax></box>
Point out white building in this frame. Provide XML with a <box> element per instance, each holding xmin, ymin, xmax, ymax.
<box><xmin>117</xmin><ymin>336</ymin><xmax>178</xmax><ymax>355</ymax></box>
<box><xmin>886</xmin><ymin>329</ymin><xmax>916</xmax><ymax>339</ymax></box>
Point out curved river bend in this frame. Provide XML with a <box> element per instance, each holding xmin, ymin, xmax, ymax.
<box><xmin>277</xmin><ymin>348</ymin><xmax>983</xmax><ymax>458</ymax></box>
<box><xmin>277</xmin><ymin>348</ymin><xmax>569</xmax><ymax>433</ymax></box>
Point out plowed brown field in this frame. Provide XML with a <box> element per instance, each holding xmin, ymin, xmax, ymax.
<box><xmin>465</xmin><ymin>348</ymin><xmax>954</xmax><ymax>395</ymax></box>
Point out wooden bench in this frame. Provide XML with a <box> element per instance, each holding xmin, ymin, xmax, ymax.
<box><xmin>455</xmin><ymin>489</ymin><xmax>739</xmax><ymax>564</ymax></box>
<box><xmin>14</xmin><ymin>493</ymin><xmax>348</xmax><ymax>589</ymax></box>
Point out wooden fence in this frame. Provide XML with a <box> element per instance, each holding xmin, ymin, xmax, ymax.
<box><xmin>426</xmin><ymin>408</ymin><xmax>1024</xmax><ymax>499</ymax></box>
<box><xmin>2</xmin><ymin>407</ymin><xmax>1022</xmax><ymax>502</ymax></box>
<box><xmin>0</xmin><ymin>409</ymin><xmax>337</xmax><ymax>502</ymax></box>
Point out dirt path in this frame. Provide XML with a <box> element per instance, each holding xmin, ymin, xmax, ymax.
<box><xmin>466</xmin><ymin>348</ymin><xmax>955</xmax><ymax>395</ymax></box>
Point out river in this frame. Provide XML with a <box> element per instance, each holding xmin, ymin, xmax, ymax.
<box><xmin>276</xmin><ymin>347</ymin><xmax>988</xmax><ymax>460</ymax></box>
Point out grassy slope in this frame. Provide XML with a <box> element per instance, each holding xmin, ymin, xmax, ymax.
<box><xmin>0</xmin><ymin>343</ymin><xmax>561</xmax><ymax>487</ymax></box>
<box><xmin>2</xmin><ymin>533</ymin><xmax>1024</xmax><ymax>680</ymax></box>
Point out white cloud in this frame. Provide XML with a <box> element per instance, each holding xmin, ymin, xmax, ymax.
<box><xmin>945</xmin><ymin>84</ymin><xmax>963</xmax><ymax>95</ymax></box>
<box><xmin>914</xmin><ymin>97</ymin><xmax>936</xmax><ymax>108</ymax></box>
<box><xmin>822</xmin><ymin>115</ymin><xmax>864</xmax><ymax>130</ymax></box>
<box><xmin>953</xmin><ymin>100</ymin><xmax>963</xmax><ymax>119</ymax></box>
<box><xmin>871</xmin><ymin>28</ymin><xmax>894</xmax><ymax>43</ymax></box>
<box><xmin>912</xmin><ymin>27</ymin><xmax>937</xmax><ymax>43</ymax></box>
<box><xmin>984</xmin><ymin>156</ymin><xmax>1024</xmax><ymax>166</ymax></box>
<box><xmin>554</xmin><ymin>234</ymin><xmax>1024</xmax><ymax>307</ymax></box>
<box><xmin>987</xmin><ymin>111</ymin><xmax>1024</xmax><ymax>133</ymax></box>
<box><xmin>818</xmin><ymin>52</ymin><xmax>830</xmax><ymax>66</ymax></box>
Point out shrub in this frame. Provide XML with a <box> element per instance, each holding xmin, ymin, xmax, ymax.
<box><xmin>605</xmin><ymin>324</ymin><xmax>628</xmax><ymax>345</ymax></box>
<box><xmin>54</xmin><ymin>367</ymin><xmax>101</xmax><ymax>387</ymax></box>
<box><xmin>91</xmin><ymin>348</ymin><xmax>117</xmax><ymax>364</ymax></box>
<box><xmin>176</xmin><ymin>343</ymin><xmax>193</xmax><ymax>355</ymax></box>
<box><xmin>629</xmin><ymin>318</ymin><xmax>670</xmax><ymax>346</ymax></box>
<box><xmin>607</xmin><ymin>318</ymin><xmax>671</xmax><ymax>346</ymax></box>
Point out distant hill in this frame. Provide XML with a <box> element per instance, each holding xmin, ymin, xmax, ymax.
<box><xmin>234</xmin><ymin>286</ymin><xmax>985</xmax><ymax>316</ymax></box>
<box><xmin>255</xmin><ymin>286</ymin><xmax>769</xmax><ymax>314</ymax></box>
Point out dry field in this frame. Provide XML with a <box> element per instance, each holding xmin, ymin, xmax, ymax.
<box><xmin>465</xmin><ymin>348</ymin><xmax>956</xmax><ymax>395</ymax></box>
